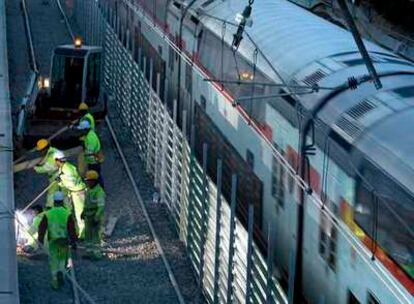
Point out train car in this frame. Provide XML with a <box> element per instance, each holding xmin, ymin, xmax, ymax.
<box><xmin>19</xmin><ymin>39</ymin><xmax>105</xmax><ymax>147</ymax></box>
<box><xmin>101</xmin><ymin>0</ymin><xmax>414</xmax><ymax>303</ymax></box>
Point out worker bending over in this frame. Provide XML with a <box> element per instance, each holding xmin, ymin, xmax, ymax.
<box><xmin>33</xmin><ymin>139</ymin><xmax>62</xmax><ymax>207</ymax></box>
<box><xmin>38</xmin><ymin>192</ymin><xmax>77</xmax><ymax>290</ymax></box>
<box><xmin>54</xmin><ymin>151</ymin><xmax>87</xmax><ymax>237</ymax></box>
<box><xmin>82</xmin><ymin>170</ymin><xmax>106</xmax><ymax>259</ymax></box>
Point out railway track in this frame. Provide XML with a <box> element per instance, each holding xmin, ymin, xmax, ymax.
<box><xmin>12</xmin><ymin>0</ymin><xmax>196</xmax><ymax>302</ymax></box>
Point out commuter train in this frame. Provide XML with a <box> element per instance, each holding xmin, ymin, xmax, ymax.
<box><xmin>100</xmin><ymin>0</ymin><xmax>414</xmax><ymax>303</ymax></box>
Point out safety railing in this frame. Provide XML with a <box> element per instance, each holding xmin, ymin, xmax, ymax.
<box><xmin>72</xmin><ymin>0</ymin><xmax>288</xmax><ymax>303</ymax></box>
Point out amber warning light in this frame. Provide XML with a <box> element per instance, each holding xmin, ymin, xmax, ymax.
<box><xmin>74</xmin><ymin>37</ymin><xmax>82</xmax><ymax>48</ymax></box>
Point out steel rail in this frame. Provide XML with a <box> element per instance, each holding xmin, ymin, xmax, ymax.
<box><xmin>106</xmin><ymin>117</ymin><xmax>186</xmax><ymax>304</ymax></box>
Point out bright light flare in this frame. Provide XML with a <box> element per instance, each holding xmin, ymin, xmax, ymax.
<box><xmin>74</xmin><ymin>37</ymin><xmax>82</xmax><ymax>48</ymax></box>
<box><xmin>240</xmin><ymin>71</ymin><xmax>254</xmax><ymax>81</ymax></box>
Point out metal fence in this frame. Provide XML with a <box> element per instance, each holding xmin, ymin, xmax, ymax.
<box><xmin>72</xmin><ymin>0</ymin><xmax>287</xmax><ymax>303</ymax></box>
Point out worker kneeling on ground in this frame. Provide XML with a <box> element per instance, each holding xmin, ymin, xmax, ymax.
<box><xmin>77</xmin><ymin>120</ymin><xmax>104</xmax><ymax>185</ymax></box>
<box><xmin>82</xmin><ymin>170</ymin><xmax>106</xmax><ymax>260</ymax></box>
<box><xmin>38</xmin><ymin>191</ymin><xmax>77</xmax><ymax>290</ymax></box>
<box><xmin>33</xmin><ymin>139</ymin><xmax>63</xmax><ymax>208</ymax></box>
<box><xmin>54</xmin><ymin>151</ymin><xmax>87</xmax><ymax>238</ymax></box>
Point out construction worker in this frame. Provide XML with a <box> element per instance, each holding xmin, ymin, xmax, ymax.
<box><xmin>77</xmin><ymin>102</ymin><xmax>95</xmax><ymax>130</ymax></box>
<box><xmin>38</xmin><ymin>191</ymin><xmax>77</xmax><ymax>290</ymax></box>
<box><xmin>82</xmin><ymin>170</ymin><xmax>106</xmax><ymax>259</ymax></box>
<box><xmin>54</xmin><ymin>150</ymin><xmax>87</xmax><ymax>238</ymax></box>
<box><xmin>77</xmin><ymin>120</ymin><xmax>104</xmax><ymax>184</ymax></box>
<box><xmin>24</xmin><ymin>205</ymin><xmax>46</xmax><ymax>253</ymax></box>
<box><xmin>33</xmin><ymin>139</ymin><xmax>62</xmax><ymax>207</ymax></box>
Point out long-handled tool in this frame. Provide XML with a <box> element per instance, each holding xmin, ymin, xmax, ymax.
<box><xmin>13</xmin><ymin>119</ymin><xmax>79</xmax><ymax>165</ymax></box>
<box><xmin>21</xmin><ymin>181</ymin><xmax>58</xmax><ymax>213</ymax></box>
<box><xmin>14</xmin><ymin>146</ymin><xmax>82</xmax><ymax>173</ymax></box>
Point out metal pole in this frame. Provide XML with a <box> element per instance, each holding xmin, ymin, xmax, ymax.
<box><xmin>197</xmin><ymin>143</ymin><xmax>209</xmax><ymax>302</ymax></box>
<box><xmin>213</xmin><ymin>159</ymin><xmax>223</xmax><ymax>303</ymax></box>
<box><xmin>266</xmin><ymin>224</ymin><xmax>275</xmax><ymax>303</ymax></box>
<box><xmin>337</xmin><ymin>0</ymin><xmax>382</xmax><ymax>89</ymax></box>
<box><xmin>245</xmin><ymin>204</ymin><xmax>254</xmax><ymax>304</ymax></box>
<box><xmin>226</xmin><ymin>174</ymin><xmax>238</xmax><ymax>304</ymax></box>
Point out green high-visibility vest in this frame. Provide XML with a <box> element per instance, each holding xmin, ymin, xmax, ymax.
<box><xmin>45</xmin><ymin>207</ymin><xmax>71</xmax><ymax>240</ymax></box>
<box><xmin>58</xmin><ymin>162</ymin><xmax>86</xmax><ymax>192</ymax></box>
<box><xmin>84</xmin><ymin>184</ymin><xmax>106</xmax><ymax>217</ymax></box>
<box><xmin>80</xmin><ymin>112</ymin><xmax>95</xmax><ymax>130</ymax></box>
<box><xmin>82</xmin><ymin>130</ymin><xmax>101</xmax><ymax>164</ymax></box>
<box><xmin>34</xmin><ymin>147</ymin><xmax>61</xmax><ymax>177</ymax></box>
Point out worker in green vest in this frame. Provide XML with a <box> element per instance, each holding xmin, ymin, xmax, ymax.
<box><xmin>54</xmin><ymin>150</ymin><xmax>87</xmax><ymax>238</ymax></box>
<box><xmin>78</xmin><ymin>102</ymin><xmax>95</xmax><ymax>130</ymax></box>
<box><xmin>38</xmin><ymin>191</ymin><xmax>77</xmax><ymax>290</ymax></box>
<box><xmin>82</xmin><ymin>170</ymin><xmax>106</xmax><ymax>260</ymax></box>
<box><xmin>77</xmin><ymin>120</ymin><xmax>104</xmax><ymax>185</ymax></box>
<box><xmin>33</xmin><ymin>139</ymin><xmax>62</xmax><ymax>207</ymax></box>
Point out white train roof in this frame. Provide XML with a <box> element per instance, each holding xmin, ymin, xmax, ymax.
<box><xmin>196</xmin><ymin>0</ymin><xmax>389</xmax><ymax>83</ymax></box>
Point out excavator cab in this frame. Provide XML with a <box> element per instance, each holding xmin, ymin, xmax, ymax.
<box><xmin>49</xmin><ymin>43</ymin><xmax>102</xmax><ymax>108</ymax></box>
<box><xmin>19</xmin><ymin>38</ymin><xmax>106</xmax><ymax>147</ymax></box>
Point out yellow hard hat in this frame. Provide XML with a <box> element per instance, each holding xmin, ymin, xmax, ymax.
<box><xmin>85</xmin><ymin>170</ymin><xmax>99</xmax><ymax>180</ymax></box>
<box><xmin>78</xmin><ymin>102</ymin><xmax>89</xmax><ymax>110</ymax></box>
<box><xmin>36</xmin><ymin>139</ymin><xmax>49</xmax><ymax>151</ymax></box>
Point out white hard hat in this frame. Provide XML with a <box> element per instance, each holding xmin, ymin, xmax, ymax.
<box><xmin>54</xmin><ymin>150</ymin><xmax>65</xmax><ymax>160</ymax></box>
<box><xmin>77</xmin><ymin>120</ymin><xmax>91</xmax><ymax>130</ymax></box>
<box><xmin>53</xmin><ymin>191</ymin><xmax>65</xmax><ymax>202</ymax></box>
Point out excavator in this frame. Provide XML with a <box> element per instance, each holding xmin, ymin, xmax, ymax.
<box><xmin>16</xmin><ymin>38</ymin><xmax>106</xmax><ymax>150</ymax></box>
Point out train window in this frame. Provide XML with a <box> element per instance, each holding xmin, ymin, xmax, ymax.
<box><xmin>168</xmin><ymin>47</ymin><xmax>174</xmax><ymax>71</ymax></box>
<box><xmin>367</xmin><ymin>292</ymin><xmax>380</xmax><ymax>304</ymax></box>
<box><xmin>185</xmin><ymin>63</ymin><xmax>192</xmax><ymax>93</ymax></box>
<box><xmin>278</xmin><ymin>150</ymin><xmax>285</xmax><ymax>208</ymax></box>
<box><xmin>200</xmin><ymin>95</ymin><xmax>206</xmax><ymax>110</ymax></box>
<box><xmin>348</xmin><ymin>290</ymin><xmax>361</xmax><ymax>304</ymax></box>
<box><xmin>271</xmin><ymin>156</ymin><xmax>278</xmax><ymax>199</ymax></box>
<box><xmin>354</xmin><ymin>164</ymin><xmax>414</xmax><ymax>281</ymax></box>
<box><xmin>319</xmin><ymin>201</ymin><xmax>337</xmax><ymax>271</ymax></box>
<box><xmin>246</xmin><ymin>149</ymin><xmax>254</xmax><ymax>170</ymax></box>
